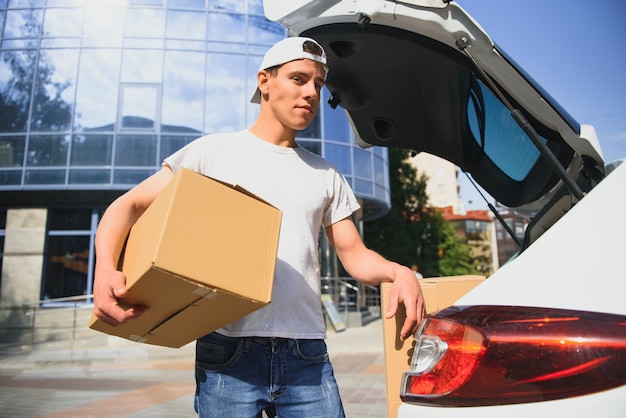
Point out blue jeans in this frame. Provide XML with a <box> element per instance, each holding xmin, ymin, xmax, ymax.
<box><xmin>194</xmin><ymin>332</ymin><xmax>345</xmax><ymax>418</ymax></box>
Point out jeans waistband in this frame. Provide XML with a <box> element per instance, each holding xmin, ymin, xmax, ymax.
<box><xmin>243</xmin><ymin>336</ymin><xmax>324</xmax><ymax>351</ymax></box>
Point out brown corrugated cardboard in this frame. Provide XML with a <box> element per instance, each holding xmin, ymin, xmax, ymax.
<box><xmin>89</xmin><ymin>168</ymin><xmax>282</xmax><ymax>348</ymax></box>
<box><xmin>382</xmin><ymin>275</ymin><xmax>485</xmax><ymax>418</ymax></box>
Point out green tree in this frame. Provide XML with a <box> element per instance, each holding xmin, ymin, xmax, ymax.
<box><xmin>364</xmin><ymin>148</ymin><xmax>477</xmax><ymax>277</ymax></box>
<box><xmin>436</xmin><ymin>220</ymin><xmax>478</xmax><ymax>276</ymax></box>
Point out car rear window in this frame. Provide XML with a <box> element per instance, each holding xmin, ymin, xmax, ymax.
<box><xmin>467</xmin><ymin>78</ymin><xmax>544</xmax><ymax>181</ymax></box>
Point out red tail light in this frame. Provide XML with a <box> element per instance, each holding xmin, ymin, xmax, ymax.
<box><xmin>401</xmin><ymin>306</ymin><xmax>626</xmax><ymax>406</ymax></box>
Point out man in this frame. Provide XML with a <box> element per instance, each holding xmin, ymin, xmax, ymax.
<box><xmin>411</xmin><ymin>264</ymin><xmax>424</xmax><ymax>279</ymax></box>
<box><xmin>93</xmin><ymin>37</ymin><xmax>424</xmax><ymax>417</ymax></box>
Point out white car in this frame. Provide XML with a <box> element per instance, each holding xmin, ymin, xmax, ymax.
<box><xmin>262</xmin><ymin>0</ymin><xmax>626</xmax><ymax>416</ymax></box>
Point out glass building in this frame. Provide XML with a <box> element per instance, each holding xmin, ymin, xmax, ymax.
<box><xmin>0</xmin><ymin>0</ymin><xmax>390</xmax><ymax>308</ymax></box>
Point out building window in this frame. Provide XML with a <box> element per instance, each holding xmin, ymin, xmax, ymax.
<box><xmin>299</xmin><ymin>140</ymin><xmax>321</xmax><ymax>156</ymax></box>
<box><xmin>42</xmin><ymin>208</ymin><xmax>100</xmax><ymax>304</ymax></box>
<box><xmin>131</xmin><ymin>0</ymin><xmax>165</xmax><ymax>6</ymax></box>
<box><xmin>325</xmin><ymin>142</ymin><xmax>351</xmax><ymax>175</ymax></box>
<box><xmin>119</xmin><ymin>84</ymin><xmax>161</xmax><ymax>131</ymax></box>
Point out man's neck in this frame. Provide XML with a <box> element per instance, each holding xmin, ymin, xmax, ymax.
<box><xmin>249</xmin><ymin>119</ymin><xmax>298</xmax><ymax>148</ymax></box>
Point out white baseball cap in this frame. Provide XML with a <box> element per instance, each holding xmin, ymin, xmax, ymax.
<box><xmin>250</xmin><ymin>37</ymin><xmax>328</xmax><ymax>104</ymax></box>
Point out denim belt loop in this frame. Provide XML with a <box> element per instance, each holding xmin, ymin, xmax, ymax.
<box><xmin>242</xmin><ymin>337</ymin><xmax>252</xmax><ymax>353</ymax></box>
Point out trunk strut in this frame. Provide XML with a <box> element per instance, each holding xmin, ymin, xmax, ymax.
<box><xmin>455</xmin><ymin>36</ymin><xmax>585</xmax><ymax>202</ymax></box>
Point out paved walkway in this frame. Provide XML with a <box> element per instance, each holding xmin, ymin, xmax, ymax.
<box><xmin>0</xmin><ymin>320</ymin><xmax>388</xmax><ymax>417</ymax></box>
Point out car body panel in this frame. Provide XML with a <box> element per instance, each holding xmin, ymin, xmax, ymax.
<box><xmin>457</xmin><ymin>160</ymin><xmax>626</xmax><ymax>316</ymax></box>
<box><xmin>398</xmin><ymin>385</ymin><xmax>625</xmax><ymax>418</ymax></box>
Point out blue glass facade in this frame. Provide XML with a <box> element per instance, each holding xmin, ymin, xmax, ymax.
<box><xmin>0</xmin><ymin>0</ymin><xmax>390</xmax><ymax>303</ymax></box>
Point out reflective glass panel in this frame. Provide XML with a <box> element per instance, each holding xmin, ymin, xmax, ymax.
<box><xmin>129</xmin><ymin>0</ymin><xmax>164</xmax><ymax>7</ymax></box>
<box><xmin>355</xmin><ymin>178</ymin><xmax>373</xmax><ymax>196</ymax></box>
<box><xmin>70</xmin><ymin>134</ymin><xmax>112</xmax><ymax>166</ymax></box>
<box><xmin>204</xmin><ymin>52</ymin><xmax>246</xmax><ymax>133</ymax></box>
<box><xmin>160</xmin><ymin>135</ymin><xmax>197</xmax><ymax>161</ymax></box>
<box><xmin>74</xmin><ymin>49</ymin><xmax>121</xmax><ymax>130</ymax></box>
<box><xmin>0</xmin><ymin>136</ymin><xmax>25</xmax><ymax>167</ymax></box>
<box><xmin>169</xmin><ymin>0</ymin><xmax>205</xmax><ymax>10</ymax></box>
<box><xmin>69</xmin><ymin>169</ymin><xmax>110</xmax><ymax>184</ymax></box>
<box><xmin>26</xmin><ymin>134</ymin><xmax>69</xmax><ymax>166</ymax></box>
<box><xmin>83</xmin><ymin>7</ymin><xmax>125</xmax><ymax>38</ymax></box>
<box><xmin>375</xmin><ymin>183</ymin><xmax>387</xmax><ymax>201</ymax></box>
<box><xmin>113</xmin><ymin>169</ymin><xmax>153</xmax><ymax>184</ymax></box>
<box><xmin>0</xmin><ymin>49</ymin><xmax>36</xmax><ymax>132</ymax></box>
<box><xmin>325</xmin><ymin>142</ymin><xmax>351</xmax><ymax>175</ymax></box>
<box><xmin>120</xmin><ymin>85</ymin><xmax>159</xmax><ymax>130</ymax></box>
<box><xmin>41</xmin><ymin>38</ymin><xmax>81</xmax><ymax>47</ymax></box>
<box><xmin>124</xmin><ymin>38</ymin><xmax>164</xmax><ymax>49</ymax></box>
<box><xmin>4</xmin><ymin>8</ymin><xmax>43</xmax><ymax>40</ymax></box>
<box><xmin>47</xmin><ymin>0</ymin><xmax>86</xmax><ymax>6</ymax></box>
<box><xmin>0</xmin><ymin>170</ymin><xmax>22</xmax><ymax>184</ymax></box>
<box><xmin>8</xmin><ymin>0</ymin><xmax>45</xmax><ymax>7</ymax></box>
<box><xmin>125</xmin><ymin>8</ymin><xmax>166</xmax><ymax>38</ymax></box>
<box><xmin>323</xmin><ymin>105</ymin><xmax>350</xmax><ymax>143</ymax></box>
<box><xmin>248</xmin><ymin>0</ymin><xmax>264</xmax><ymax>15</ymax></box>
<box><xmin>24</xmin><ymin>169</ymin><xmax>65</xmax><ymax>184</ymax></box>
<box><xmin>166</xmin><ymin>10</ymin><xmax>206</xmax><ymax>40</ymax></box>
<box><xmin>121</xmin><ymin>49</ymin><xmax>163</xmax><ymax>82</ymax></box>
<box><xmin>90</xmin><ymin>0</ymin><xmax>127</xmax><ymax>7</ymax></box>
<box><xmin>164</xmin><ymin>39</ymin><xmax>203</xmax><ymax>50</ymax></box>
<box><xmin>298</xmin><ymin>140</ymin><xmax>321</xmax><ymax>155</ymax></box>
<box><xmin>374</xmin><ymin>152</ymin><xmax>386</xmax><ymax>186</ymax></box>
<box><xmin>43</xmin><ymin>7</ymin><xmax>83</xmax><ymax>37</ymax></box>
<box><xmin>30</xmin><ymin>48</ymin><xmax>78</xmax><ymax>132</ymax></box>
<box><xmin>81</xmin><ymin>37</ymin><xmax>122</xmax><ymax>48</ymax></box>
<box><xmin>353</xmin><ymin>147</ymin><xmax>372</xmax><ymax>179</ymax></box>
<box><xmin>373</xmin><ymin>153</ymin><xmax>387</xmax><ymax>201</ymax></box>
<box><xmin>115</xmin><ymin>134</ymin><xmax>156</xmax><ymax>166</ymax></box>
<box><xmin>247</xmin><ymin>16</ymin><xmax>284</xmax><ymax>44</ymax></box>
<box><xmin>208</xmin><ymin>0</ymin><xmax>244</xmax><ymax>12</ymax></box>
<box><xmin>206</xmin><ymin>12</ymin><xmax>245</xmax><ymax>42</ymax></box>
<box><xmin>162</xmin><ymin>50</ymin><xmax>204</xmax><ymax>132</ymax></box>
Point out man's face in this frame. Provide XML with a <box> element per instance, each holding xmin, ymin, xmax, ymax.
<box><xmin>263</xmin><ymin>59</ymin><xmax>326</xmax><ymax>131</ymax></box>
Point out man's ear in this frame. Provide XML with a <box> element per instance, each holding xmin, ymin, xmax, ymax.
<box><xmin>257</xmin><ymin>70</ymin><xmax>270</xmax><ymax>99</ymax></box>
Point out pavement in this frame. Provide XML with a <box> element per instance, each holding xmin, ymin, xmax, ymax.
<box><xmin>0</xmin><ymin>320</ymin><xmax>389</xmax><ymax>418</ymax></box>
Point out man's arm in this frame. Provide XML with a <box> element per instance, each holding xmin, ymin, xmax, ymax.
<box><xmin>324</xmin><ymin>217</ymin><xmax>425</xmax><ymax>341</ymax></box>
<box><xmin>93</xmin><ymin>167</ymin><xmax>175</xmax><ymax>326</ymax></box>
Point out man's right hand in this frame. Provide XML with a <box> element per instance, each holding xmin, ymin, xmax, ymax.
<box><xmin>93</xmin><ymin>267</ymin><xmax>147</xmax><ymax>327</ymax></box>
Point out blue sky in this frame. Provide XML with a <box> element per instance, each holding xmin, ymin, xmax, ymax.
<box><xmin>455</xmin><ymin>1</ymin><xmax>626</xmax><ymax>210</ymax></box>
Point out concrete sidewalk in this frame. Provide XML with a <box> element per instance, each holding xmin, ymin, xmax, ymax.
<box><xmin>0</xmin><ymin>320</ymin><xmax>389</xmax><ymax>417</ymax></box>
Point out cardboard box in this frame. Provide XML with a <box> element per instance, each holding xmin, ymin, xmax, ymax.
<box><xmin>89</xmin><ymin>168</ymin><xmax>282</xmax><ymax>348</ymax></box>
<box><xmin>381</xmin><ymin>275</ymin><xmax>485</xmax><ymax>418</ymax></box>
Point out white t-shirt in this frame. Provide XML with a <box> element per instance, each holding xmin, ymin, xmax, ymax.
<box><xmin>164</xmin><ymin>130</ymin><xmax>360</xmax><ymax>339</ymax></box>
